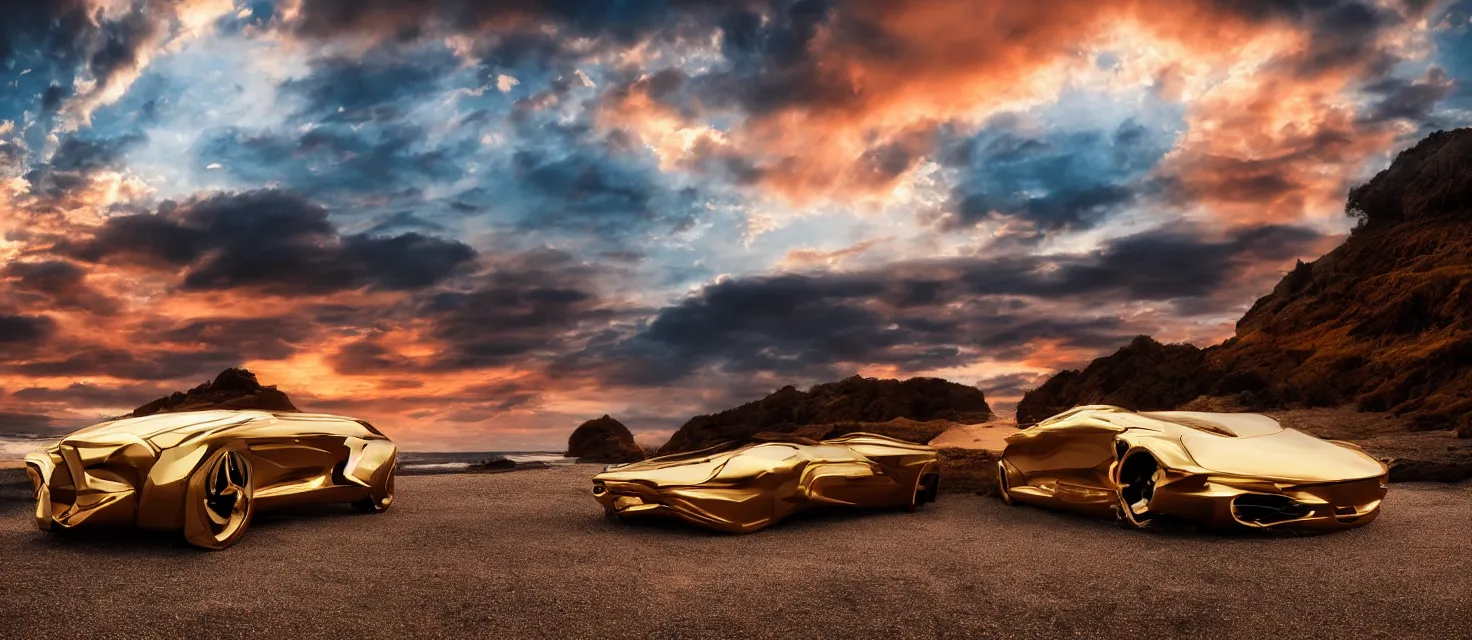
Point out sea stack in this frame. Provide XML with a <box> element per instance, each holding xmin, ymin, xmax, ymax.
<box><xmin>567</xmin><ymin>415</ymin><xmax>645</xmax><ymax>463</ymax></box>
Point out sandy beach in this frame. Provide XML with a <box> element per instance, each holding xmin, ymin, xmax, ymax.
<box><xmin>1</xmin><ymin>464</ymin><xmax>1468</xmax><ymax>639</ymax></box>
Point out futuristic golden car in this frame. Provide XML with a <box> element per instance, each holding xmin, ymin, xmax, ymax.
<box><xmin>997</xmin><ymin>406</ymin><xmax>1388</xmax><ymax>531</ymax></box>
<box><xmin>592</xmin><ymin>433</ymin><xmax>940</xmax><ymax>533</ymax></box>
<box><xmin>24</xmin><ymin>409</ymin><xmax>397</xmax><ymax>549</ymax></box>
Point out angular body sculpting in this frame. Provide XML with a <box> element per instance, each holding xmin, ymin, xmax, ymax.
<box><xmin>998</xmin><ymin>406</ymin><xmax>1388</xmax><ymax>531</ymax></box>
<box><xmin>24</xmin><ymin>410</ymin><xmax>397</xmax><ymax>549</ymax></box>
<box><xmin>593</xmin><ymin>433</ymin><xmax>940</xmax><ymax>533</ymax></box>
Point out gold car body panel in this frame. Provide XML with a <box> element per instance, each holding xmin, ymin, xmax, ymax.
<box><xmin>1000</xmin><ymin>405</ymin><xmax>1389</xmax><ymax>530</ymax></box>
<box><xmin>23</xmin><ymin>410</ymin><xmax>397</xmax><ymax>547</ymax></box>
<box><xmin>592</xmin><ymin>433</ymin><xmax>940</xmax><ymax>533</ymax></box>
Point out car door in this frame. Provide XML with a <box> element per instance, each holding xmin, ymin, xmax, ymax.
<box><xmin>1006</xmin><ymin>420</ymin><xmax>1121</xmax><ymax>513</ymax></box>
<box><xmin>241</xmin><ymin>416</ymin><xmax>373</xmax><ymax>505</ymax></box>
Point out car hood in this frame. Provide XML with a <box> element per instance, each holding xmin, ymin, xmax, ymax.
<box><xmin>1179</xmin><ymin>428</ymin><xmax>1386</xmax><ymax>483</ymax></box>
<box><xmin>60</xmin><ymin>410</ymin><xmax>266</xmax><ymax>447</ymax></box>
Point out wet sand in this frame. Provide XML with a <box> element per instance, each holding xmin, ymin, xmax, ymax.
<box><xmin>0</xmin><ymin>465</ymin><xmax>1468</xmax><ymax>639</ymax></box>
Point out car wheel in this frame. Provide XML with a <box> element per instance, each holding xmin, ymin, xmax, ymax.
<box><xmin>900</xmin><ymin>470</ymin><xmax>936</xmax><ymax>514</ymax></box>
<box><xmin>911</xmin><ymin>472</ymin><xmax>940</xmax><ymax>509</ymax></box>
<box><xmin>353</xmin><ymin>464</ymin><xmax>395</xmax><ymax>513</ymax></box>
<box><xmin>182</xmin><ymin>444</ymin><xmax>255</xmax><ymax>550</ymax></box>
<box><xmin>1115</xmin><ymin>452</ymin><xmax>1161</xmax><ymax>530</ymax></box>
<box><xmin>996</xmin><ymin>460</ymin><xmax>1015</xmax><ymax>505</ymax></box>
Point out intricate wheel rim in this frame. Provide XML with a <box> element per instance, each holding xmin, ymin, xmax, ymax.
<box><xmin>1123</xmin><ymin>468</ymin><xmax>1161</xmax><ymax>517</ymax></box>
<box><xmin>203</xmin><ymin>450</ymin><xmax>251</xmax><ymax>541</ymax></box>
<box><xmin>1117</xmin><ymin>454</ymin><xmax>1161</xmax><ymax>527</ymax></box>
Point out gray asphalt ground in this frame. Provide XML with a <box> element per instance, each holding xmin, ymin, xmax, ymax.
<box><xmin>1</xmin><ymin>465</ymin><xmax>1468</xmax><ymax>639</ymax></box>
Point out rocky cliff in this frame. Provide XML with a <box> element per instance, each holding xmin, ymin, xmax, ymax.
<box><xmin>1018</xmin><ymin>128</ymin><xmax>1472</xmax><ymax>437</ymax></box>
<box><xmin>658</xmin><ymin>375</ymin><xmax>993</xmax><ymax>454</ymax></box>
<box><xmin>128</xmin><ymin>368</ymin><xmax>299</xmax><ymax>417</ymax></box>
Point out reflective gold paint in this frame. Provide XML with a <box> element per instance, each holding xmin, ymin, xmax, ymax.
<box><xmin>998</xmin><ymin>406</ymin><xmax>1389</xmax><ymax>531</ymax></box>
<box><xmin>24</xmin><ymin>410</ymin><xmax>397</xmax><ymax>549</ymax></box>
<box><xmin>593</xmin><ymin>433</ymin><xmax>940</xmax><ymax>533</ymax></box>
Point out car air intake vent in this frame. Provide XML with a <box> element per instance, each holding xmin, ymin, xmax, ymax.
<box><xmin>1232</xmin><ymin>494</ymin><xmax>1310</xmax><ymax>525</ymax></box>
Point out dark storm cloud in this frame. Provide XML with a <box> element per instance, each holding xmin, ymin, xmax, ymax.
<box><xmin>578</xmin><ymin>272</ymin><xmax>1132</xmax><ymax>385</ymax></box>
<box><xmin>23</xmin><ymin>132</ymin><xmax>146</xmax><ymax>198</ymax></box>
<box><xmin>40</xmin><ymin>84</ymin><xmax>70</xmax><ymax>113</ymax></box>
<box><xmin>2</xmin><ymin>260</ymin><xmax>120</xmax><ymax>315</ymax></box>
<box><xmin>10</xmin><ymin>381</ymin><xmax>174</xmax><ymax>408</ymax></box>
<box><xmin>198</xmin><ymin>125</ymin><xmax>469</xmax><ymax>197</ymax></box>
<box><xmin>0</xmin><ymin>314</ymin><xmax>56</xmax><ymax>345</ymax></box>
<box><xmin>0</xmin><ymin>0</ymin><xmax>93</xmax><ymax>67</ymax></box>
<box><xmin>153</xmin><ymin>316</ymin><xmax>315</xmax><ymax>361</ymax></box>
<box><xmin>0</xmin><ymin>410</ymin><xmax>57</xmax><ymax>433</ymax></box>
<box><xmin>697</xmin><ymin>0</ymin><xmax>850</xmax><ymax>116</ymax></box>
<box><xmin>87</xmin><ymin>4</ymin><xmax>154</xmax><ymax>87</ymax></box>
<box><xmin>1036</xmin><ymin>224</ymin><xmax>1325</xmax><ymax>300</ymax></box>
<box><xmin>280</xmin><ymin>49</ymin><xmax>459</xmax><ymax>123</ymax></box>
<box><xmin>942</xmin><ymin>119</ymin><xmax>1173</xmax><ymax>232</ymax></box>
<box><xmin>49</xmin><ymin>132</ymin><xmax>146</xmax><ymax>171</ymax></box>
<box><xmin>575</xmin><ymin>223</ymin><xmax>1325</xmax><ymax>384</ymax></box>
<box><xmin>442</xmin><ymin>115</ymin><xmax>701</xmax><ymax>239</ymax></box>
<box><xmin>418</xmin><ymin>249</ymin><xmax>619</xmax><ymax>370</ymax></box>
<box><xmin>5</xmin><ymin>315</ymin><xmax>315</xmax><ymax>383</ymax></box>
<box><xmin>9</xmin><ymin>346</ymin><xmax>251</xmax><ymax>380</ymax></box>
<box><xmin>364</xmin><ymin>211</ymin><xmax>448</xmax><ymax>235</ymax></box>
<box><xmin>973</xmin><ymin>371</ymin><xmax>1051</xmax><ymax>398</ymax></box>
<box><xmin>510</xmin><ymin>144</ymin><xmax>667</xmax><ymax>231</ymax></box>
<box><xmin>58</xmin><ymin>189</ymin><xmax>476</xmax><ymax>294</ymax></box>
<box><xmin>1211</xmin><ymin>0</ymin><xmax>1424</xmax><ymax>78</ymax></box>
<box><xmin>319</xmin><ymin>248</ymin><xmax>626</xmax><ymax>375</ymax></box>
<box><xmin>0</xmin><ymin>0</ymin><xmax>175</xmax><ymax>127</ymax></box>
<box><xmin>1362</xmin><ymin>68</ymin><xmax>1457</xmax><ymax>124</ymax></box>
<box><xmin>290</xmin><ymin>0</ymin><xmax>737</xmax><ymax>45</ymax></box>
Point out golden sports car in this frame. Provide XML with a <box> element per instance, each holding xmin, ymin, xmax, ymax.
<box><xmin>24</xmin><ymin>409</ymin><xmax>397</xmax><ymax>549</ymax></box>
<box><xmin>998</xmin><ymin>406</ymin><xmax>1388</xmax><ymax>531</ymax></box>
<box><xmin>592</xmin><ymin>433</ymin><xmax>940</xmax><ymax>533</ymax></box>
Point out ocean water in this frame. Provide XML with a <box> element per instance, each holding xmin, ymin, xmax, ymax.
<box><xmin>0</xmin><ymin>436</ymin><xmax>569</xmax><ymax>473</ymax></box>
<box><xmin>0</xmin><ymin>435</ymin><xmax>56</xmax><ymax>464</ymax></box>
<box><xmin>395</xmin><ymin>451</ymin><xmax>573</xmax><ymax>474</ymax></box>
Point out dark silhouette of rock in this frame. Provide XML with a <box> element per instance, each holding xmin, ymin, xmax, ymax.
<box><xmin>567</xmin><ymin>415</ymin><xmax>644</xmax><ymax>463</ymax></box>
<box><xmin>128</xmin><ymin>368</ymin><xmax>299</xmax><ymax>417</ymax></box>
<box><xmin>476</xmin><ymin>455</ymin><xmax>518</xmax><ymax>470</ymax></box>
<box><xmin>1018</xmin><ymin>128</ymin><xmax>1472</xmax><ymax>437</ymax></box>
<box><xmin>658</xmin><ymin>375</ymin><xmax>993</xmax><ymax>454</ymax></box>
<box><xmin>1015</xmin><ymin>336</ymin><xmax>1218</xmax><ymax>424</ymax></box>
<box><xmin>469</xmin><ymin>456</ymin><xmax>551</xmax><ymax>473</ymax></box>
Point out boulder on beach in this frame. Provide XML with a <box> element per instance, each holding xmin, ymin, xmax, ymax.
<box><xmin>567</xmin><ymin>415</ymin><xmax>645</xmax><ymax>463</ymax></box>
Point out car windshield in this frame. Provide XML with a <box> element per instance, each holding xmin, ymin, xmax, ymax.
<box><xmin>1139</xmin><ymin>411</ymin><xmax>1284</xmax><ymax>438</ymax></box>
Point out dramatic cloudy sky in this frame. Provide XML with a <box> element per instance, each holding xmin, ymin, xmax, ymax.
<box><xmin>2</xmin><ymin>0</ymin><xmax>1470</xmax><ymax>450</ymax></box>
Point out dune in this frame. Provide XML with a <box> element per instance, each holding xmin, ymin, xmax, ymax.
<box><xmin>928</xmin><ymin>420</ymin><xmax>1019</xmax><ymax>452</ymax></box>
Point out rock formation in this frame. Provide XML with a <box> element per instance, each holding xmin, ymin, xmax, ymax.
<box><xmin>567</xmin><ymin>415</ymin><xmax>645</xmax><ymax>463</ymax></box>
<box><xmin>128</xmin><ymin>368</ymin><xmax>299</xmax><ymax>417</ymax></box>
<box><xmin>658</xmin><ymin>375</ymin><xmax>993</xmax><ymax>454</ymax></box>
<box><xmin>1018</xmin><ymin>128</ymin><xmax>1472</xmax><ymax>437</ymax></box>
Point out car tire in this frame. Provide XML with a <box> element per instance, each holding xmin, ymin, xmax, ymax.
<box><xmin>910</xmin><ymin>472</ymin><xmax>940</xmax><ymax>510</ymax></box>
<box><xmin>182</xmin><ymin>443</ymin><xmax>256</xmax><ymax>550</ymax></box>
<box><xmin>353</xmin><ymin>463</ymin><xmax>395</xmax><ymax>513</ymax></box>
<box><xmin>996</xmin><ymin>460</ymin><xmax>1015</xmax><ymax>506</ymax></box>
